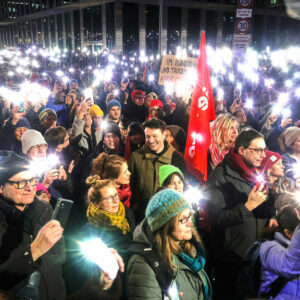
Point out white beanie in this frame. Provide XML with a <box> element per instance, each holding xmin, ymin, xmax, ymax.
<box><xmin>21</xmin><ymin>130</ymin><xmax>47</xmax><ymax>154</ymax></box>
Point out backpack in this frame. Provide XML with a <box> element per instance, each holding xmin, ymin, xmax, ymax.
<box><xmin>125</xmin><ymin>242</ymin><xmax>174</xmax><ymax>298</ymax></box>
<box><xmin>236</xmin><ymin>240</ymin><xmax>289</xmax><ymax>299</ymax></box>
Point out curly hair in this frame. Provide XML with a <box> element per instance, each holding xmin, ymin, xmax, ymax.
<box><xmin>91</xmin><ymin>152</ymin><xmax>126</xmax><ymax>179</ymax></box>
<box><xmin>86</xmin><ymin>175</ymin><xmax>114</xmax><ymax>204</ymax></box>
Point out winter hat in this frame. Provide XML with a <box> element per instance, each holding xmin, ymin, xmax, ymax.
<box><xmin>167</xmin><ymin>125</ymin><xmax>187</xmax><ymax>152</ymax></box>
<box><xmin>39</xmin><ymin>108</ymin><xmax>57</xmax><ymax>125</ymax></box>
<box><xmin>107</xmin><ymin>99</ymin><xmax>122</xmax><ymax>112</ymax></box>
<box><xmin>15</xmin><ymin>118</ymin><xmax>31</xmax><ymax>130</ymax></box>
<box><xmin>21</xmin><ymin>130</ymin><xmax>47</xmax><ymax>155</ymax></box>
<box><xmin>131</xmin><ymin>90</ymin><xmax>145</xmax><ymax>100</ymax></box>
<box><xmin>280</xmin><ymin>126</ymin><xmax>300</xmax><ymax>149</ymax></box>
<box><xmin>69</xmin><ymin>79</ymin><xmax>78</xmax><ymax>87</ymax></box>
<box><xmin>0</xmin><ymin>150</ymin><xmax>29</xmax><ymax>185</ymax></box>
<box><xmin>261</xmin><ymin>150</ymin><xmax>282</xmax><ymax>172</ymax></box>
<box><xmin>88</xmin><ymin>104</ymin><xmax>104</xmax><ymax>118</ymax></box>
<box><xmin>104</xmin><ymin>123</ymin><xmax>121</xmax><ymax>139</ymax></box>
<box><xmin>149</xmin><ymin>99</ymin><xmax>163</xmax><ymax>110</ymax></box>
<box><xmin>159</xmin><ymin>165</ymin><xmax>184</xmax><ymax>187</ymax></box>
<box><xmin>146</xmin><ymin>189</ymin><xmax>190</xmax><ymax>232</ymax></box>
<box><xmin>36</xmin><ymin>183</ymin><xmax>50</xmax><ymax>198</ymax></box>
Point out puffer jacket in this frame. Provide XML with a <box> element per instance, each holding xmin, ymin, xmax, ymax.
<box><xmin>128</xmin><ymin>141</ymin><xmax>187</xmax><ymax>220</ymax></box>
<box><xmin>259</xmin><ymin>225</ymin><xmax>300</xmax><ymax>300</ymax></box>
<box><xmin>206</xmin><ymin>154</ymin><xmax>275</xmax><ymax>263</ymax></box>
<box><xmin>126</xmin><ymin>220</ymin><xmax>211</xmax><ymax>300</ymax></box>
<box><xmin>0</xmin><ymin>196</ymin><xmax>66</xmax><ymax>300</ymax></box>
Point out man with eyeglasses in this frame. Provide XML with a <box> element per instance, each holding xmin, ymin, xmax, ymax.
<box><xmin>0</xmin><ymin>150</ymin><xmax>65</xmax><ymax>299</ymax></box>
<box><xmin>206</xmin><ymin>129</ymin><xmax>276</xmax><ymax>300</ymax></box>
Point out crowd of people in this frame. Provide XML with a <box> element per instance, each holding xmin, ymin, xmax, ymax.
<box><xmin>1</xmin><ymin>51</ymin><xmax>300</xmax><ymax>300</ymax></box>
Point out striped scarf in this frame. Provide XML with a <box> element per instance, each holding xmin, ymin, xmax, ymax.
<box><xmin>86</xmin><ymin>201</ymin><xmax>130</xmax><ymax>235</ymax></box>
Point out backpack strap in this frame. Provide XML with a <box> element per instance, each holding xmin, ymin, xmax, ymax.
<box><xmin>127</xmin><ymin>243</ymin><xmax>174</xmax><ymax>295</ymax></box>
<box><xmin>261</xmin><ymin>276</ymin><xmax>289</xmax><ymax>298</ymax></box>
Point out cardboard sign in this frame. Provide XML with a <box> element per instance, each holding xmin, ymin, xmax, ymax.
<box><xmin>158</xmin><ymin>55</ymin><xmax>197</xmax><ymax>85</ymax></box>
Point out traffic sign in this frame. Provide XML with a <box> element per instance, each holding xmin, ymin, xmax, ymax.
<box><xmin>236</xmin><ymin>8</ymin><xmax>252</xmax><ymax>18</ymax></box>
<box><xmin>235</xmin><ymin>18</ymin><xmax>251</xmax><ymax>34</ymax></box>
<box><xmin>237</xmin><ymin>0</ymin><xmax>253</xmax><ymax>8</ymax></box>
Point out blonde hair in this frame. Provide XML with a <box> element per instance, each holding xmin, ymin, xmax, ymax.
<box><xmin>86</xmin><ymin>175</ymin><xmax>114</xmax><ymax>204</ymax></box>
<box><xmin>91</xmin><ymin>153</ymin><xmax>126</xmax><ymax>179</ymax></box>
<box><xmin>155</xmin><ymin>213</ymin><xmax>202</xmax><ymax>273</ymax></box>
<box><xmin>211</xmin><ymin>113</ymin><xmax>238</xmax><ymax>150</ymax></box>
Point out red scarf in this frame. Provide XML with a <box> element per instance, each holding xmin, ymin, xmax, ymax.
<box><xmin>229</xmin><ymin>148</ymin><xmax>257</xmax><ymax>183</ymax></box>
<box><xmin>209</xmin><ymin>143</ymin><xmax>231</xmax><ymax>167</ymax></box>
<box><xmin>117</xmin><ymin>184</ymin><xmax>132</xmax><ymax>208</ymax></box>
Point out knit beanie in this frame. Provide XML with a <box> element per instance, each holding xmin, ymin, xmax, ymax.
<box><xmin>149</xmin><ymin>99</ymin><xmax>163</xmax><ymax>110</ymax></box>
<box><xmin>21</xmin><ymin>129</ymin><xmax>47</xmax><ymax>155</ymax></box>
<box><xmin>88</xmin><ymin>104</ymin><xmax>104</xmax><ymax>118</ymax></box>
<box><xmin>15</xmin><ymin>118</ymin><xmax>31</xmax><ymax>130</ymax></box>
<box><xmin>146</xmin><ymin>189</ymin><xmax>190</xmax><ymax>232</ymax></box>
<box><xmin>131</xmin><ymin>90</ymin><xmax>145</xmax><ymax>100</ymax></box>
<box><xmin>261</xmin><ymin>150</ymin><xmax>282</xmax><ymax>172</ymax></box>
<box><xmin>159</xmin><ymin>165</ymin><xmax>184</xmax><ymax>187</ymax></box>
<box><xmin>0</xmin><ymin>150</ymin><xmax>29</xmax><ymax>185</ymax></box>
<box><xmin>281</xmin><ymin>126</ymin><xmax>300</xmax><ymax>149</ymax></box>
<box><xmin>69</xmin><ymin>79</ymin><xmax>78</xmax><ymax>87</ymax></box>
<box><xmin>104</xmin><ymin>123</ymin><xmax>121</xmax><ymax>139</ymax></box>
<box><xmin>39</xmin><ymin>108</ymin><xmax>57</xmax><ymax>125</ymax></box>
<box><xmin>107</xmin><ymin>99</ymin><xmax>122</xmax><ymax>112</ymax></box>
<box><xmin>128</xmin><ymin>122</ymin><xmax>144</xmax><ymax>136</ymax></box>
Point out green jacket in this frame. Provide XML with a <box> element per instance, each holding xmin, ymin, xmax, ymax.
<box><xmin>128</xmin><ymin>142</ymin><xmax>186</xmax><ymax>220</ymax></box>
<box><xmin>126</xmin><ymin>221</ymin><xmax>211</xmax><ymax>300</ymax></box>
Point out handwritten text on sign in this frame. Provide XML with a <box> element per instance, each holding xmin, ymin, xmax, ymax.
<box><xmin>158</xmin><ymin>55</ymin><xmax>197</xmax><ymax>85</ymax></box>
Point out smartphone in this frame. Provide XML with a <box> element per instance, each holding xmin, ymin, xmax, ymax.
<box><xmin>18</xmin><ymin>102</ymin><xmax>24</xmax><ymax>113</ymax></box>
<box><xmin>52</xmin><ymin>198</ymin><xmax>73</xmax><ymax>228</ymax></box>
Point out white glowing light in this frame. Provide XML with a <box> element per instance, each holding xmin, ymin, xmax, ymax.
<box><xmin>101</xmin><ymin>120</ymin><xmax>108</xmax><ymax>130</ymax></box>
<box><xmin>28</xmin><ymin>154</ymin><xmax>59</xmax><ymax>176</ymax></box>
<box><xmin>245</xmin><ymin>98</ymin><xmax>254</xmax><ymax>110</ymax></box>
<box><xmin>56</xmin><ymin>70</ymin><xmax>64</xmax><ymax>77</ymax></box>
<box><xmin>217</xmin><ymin>88</ymin><xmax>224</xmax><ymax>101</ymax></box>
<box><xmin>292</xmin><ymin>163</ymin><xmax>300</xmax><ymax>179</ymax></box>
<box><xmin>165</xmin><ymin>81</ymin><xmax>174</xmax><ymax>95</ymax></box>
<box><xmin>123</xmin><ymin>71</ymin><xmax>128</xmax><ymax>77</ymax></box>
<box><xmin>278</xmin><ymin>93</ymin><xmax>289</xmax><ymax>105</ymax></box>
<box><xmin>62</xmin><ymin>76</ymin><xmax>69</xmax><ymax>84</ymax></box>
<box><xmin>282</xmin><ymin>108</ymin><xmax>291</xmax><ymax>118</ymax></box>
<box><xmin>84</xmin><ymin>88</ymin><xmax>93</xmax><ymax>102</ymax></box>
<box><xmin>113</xmin><ymin>89</ymin><xmax>119</xmax><ymax>96</ymax></box>
<box><xmin>285</xmin><ymin>80</ymin><xmax>293</xmax><ymax>88</ymax></box>
<box><xmin>148</xmin><ymin>74</ymin><xmax>155</xmax><ymax>82</ymax></box>
<box><xmin>81</xmin><ymin>238</ymin><xmax>119</xmax><ymax>280</ymax></box>
<box><xmin>229</xmin><ymin>73</ymin><xmax>234</xmax><ymax>82</ymax></box>
<box><xmin>69</xmin><ymin>67</ymin><xmax>74</xmax><ymax>73</ymax></box>
<box><xmin>256</xmin><ymin>174</ymin><xmax>265</xmax><ymax>183</ymax></box>
<box><xmin>183</xmin><ymin>186</ymin><xmax>203</xmax><ymax>205</ymax></box>
<box><xmin>168</xmin><ymin>283</ymin><xmax>180</xmax><ymax>300</ymax></box>
<box><xmin>296</xmin><ymin>88</ymin><xmax>300</xmax><ymax>98</ymax></box>
<box><xmin>265</xmin><ymin>78</ymin><xmax>275</xmax><ymax>88</ymax></box>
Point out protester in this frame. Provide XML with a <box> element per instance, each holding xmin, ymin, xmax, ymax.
<box><xmin>99</xmin><ymin>123</ymin><xmax>124</xmax><ymax>156</ymax></box>
<box><xmin>129</xmin><ymin>119</ymin><xmax>187</xmax><ymax>222</ymax></box>
<box><xmin>0</xmin><ymin>150</ymin><xmax>65</xmax><ymax>299</ymax></box>
<box><xmin>159</xmin><ymin>164</ymin><xmax>185</xmax><ymax>194</ymax></box>
<box><xmin>91</xmin><ymin>153</ymin><xmax>132</xmax><ymax>207</ymax></box>
<box><xmin>165</xmin><ymin>125</ymin><xmax>186</xmax><ymax>154</ymax></box>
<box><xmin>259</xmin><ymin>204</ymin><xmax>300</xmax><ymax>299</ymax></box>
<box><xmin>39</xmin><ymin>108</ymin><xmax>58</xmax><ymax>133</ymax></box>
<box><xmin>126</xmin><ymin>189</ymin><xmax>212</xmax><ymax>300</ymax></box>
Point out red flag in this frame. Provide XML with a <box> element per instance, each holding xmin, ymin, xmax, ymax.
<box><xmin>184</xmin><ymin>32</ymin><xmax>216</xmax><ymax>182</ymax></box>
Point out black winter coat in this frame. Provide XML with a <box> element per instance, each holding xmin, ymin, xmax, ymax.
<box><xmin>0</xmin><ymin>196</ymin><xmax>66</xmax><ymax>300</ymax></box>
<box><xmin>206</xmin><ymin>155</ymin><xmax>275</xmax><ymax>263</ymax></box>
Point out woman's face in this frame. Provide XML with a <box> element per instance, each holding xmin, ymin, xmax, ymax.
<box><xmin>84</xmin><ymin>114</ymin><xmax>92</xmax><ymax>127</ymax></box>
<box><xmin>224</xmin><ymin>121</ymin><xmax>239</xmax><ymax>145</ymax></box>
<box><xmin>165</xmin><ymin>129</ymin><xmax>174</xmax><ymax>145</ymax></box>
<box><xmin>98</xmin><ymin>185</ymin><xmax>120</xmax><ymax>214</ymax></box>
<box><xmin>172</xmin><ymin>208</ymin><xmax>193</xmax><ymax>242</ymax></box>
<box><xmin>115</xmin><ymin>162</ymin><xmax>131</xmax><ymax>186</ymax></box>
<box><xmin>167</xmin><ymin>174</ymin><xmax>184</xmax><ymax>194</ymax></box>
<box><xmin>293</xmin><ymin>136</ymin><xmax>300</xmax><ymax>154</ymax></box>
<box><xmin>15</xmin><ymin>127</ymin><xmax>28</xmax><ymax>141</ymax></box>
<box><xmin>269</xmin><ymin>159</ymin><xmax>285</xmax><ymax>178</ymax></box>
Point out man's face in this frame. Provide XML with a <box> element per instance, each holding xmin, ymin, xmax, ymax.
<box><xmin>0</xmin><ymin>171</ymin><xmax>37</xmax><ymax>211</ymax></box>
<box><xmin>27</xmin><ymin>144</ymin><xmax>48</xmax><ymax>160</ymax></box>
<box><xmin>109</xmin><ymin>106</ymin><xmax>121</xmax><ymax>121</ymax></box>
<box><xmin>104</xmin><ymin>133</ymin><xmax>120</xmax><ymax>150</ymax></box>
<box><xmin>133</xmin><ymin>94</ymin><xmax>144</xmax><ymax>106</ymax></box>
<box><xmin>15</xmin><ymin>127</ymin><xmax>28</xmax><ymax>141</ymax></box>
<box><xmin>144</xmin><ymin>127</ymin><xmax>165</xmax><ymax>153</ymax></box>
<box><xmin>44</xmin><ymin>115</ymin><xmax>57</xmax><ymax>129</ymax></box>
<box><xmin>70</xmin><ymin>82</ymin><xmax>78</xmax><ymax>90</ymax></box>
<box><xmin>238</xmin><ymin>137</ymin><xmax>267</xmax><ymax>168</ymax></box>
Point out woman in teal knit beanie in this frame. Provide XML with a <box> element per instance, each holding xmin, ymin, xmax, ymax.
<box><xmin>126</xmin><ymin>189</ymin><xmax>212</xmax><ymax>300</ymax></box>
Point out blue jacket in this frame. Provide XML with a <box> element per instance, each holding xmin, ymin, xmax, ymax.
<box><xmin>46</xmin><ymin>96</ymin><xmax>70</xmax><ymax>128</ymax></box>
<box><xmin>282</xmin><ymin>153</ymin><xmax>297</xmax><ymax>179</ymax></box>
<box><xmin>259</xmin><ymin>225</ymin><xmax>300</xmax><ymax>300</ymax></box>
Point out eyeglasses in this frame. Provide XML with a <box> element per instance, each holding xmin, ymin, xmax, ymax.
<box><xmin>247</xmin><ymin>147</ymin><xmax>268</xmax><ymax>155</ymax></box>
<box><xmin>178</xmin><ymin>212</ymin><xmax>194</xmax><ymax>225</ymax></box>
<box><xmin>7</xmin><ymin>177</ymin><xmax>39</xmax><ymax>189</ymax></box>
<box><xmin>101</xmin><ymin>192</ymin><xmax>119</xmax><ymax>203</ymax></box>
<box><xmin>31</xmin><ymin>144</ymin><xmax>48</xmax><ymax>151</ymax></box>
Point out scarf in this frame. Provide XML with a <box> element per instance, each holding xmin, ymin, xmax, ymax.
<box><xmin>86</xmin><ymin>201</ymin><xmax>130</xmax><ymax>235</ymax></box>
<box><xmin>209</xmin><ymin>143</ymin><xmax>231</xmax><ymax>167</ymax></box>
<box><xmin>117</xmin><ymin>184</ymin><xmax>132</xmax><ymax>208</ymax></box>
<box><xmin>229</xmin><ymin>148</ymin><xmax>257</xmax><ymax>183</ymax></box>
<box><xmin>178</xmin><ymin>240</ymin><xmax>211</xmax><ymax>300</ymax></box>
